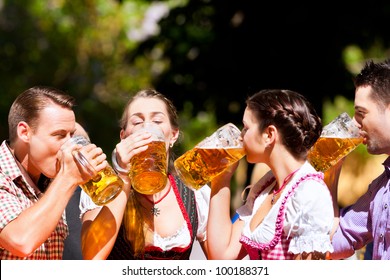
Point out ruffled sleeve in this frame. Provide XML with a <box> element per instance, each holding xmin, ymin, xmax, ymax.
<box><xmin>194</xmin><ymin>185</ymin><xmax>211</xmax><ymax>242</ymax></box>
<box><xmin>285</xmin><ymin>179</ymin><xmax>334</xmax><ymax>254</ymax></box>
<box><xmin>79</xmin><ymin>189</ymin><xmax>101</xmax><ymax>218</ymax></box>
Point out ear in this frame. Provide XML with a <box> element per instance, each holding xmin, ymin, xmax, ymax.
<box><xmin>263</xmin><ymin>125</ymin><xmax>277</xmax><ymax>144</ymax></box>
<box><xmin>169</xmin><ymin>128</ymin><xmax>180</xmax><ymax>147</ymax></box>
<box><xmin>17</xmin><ymin>121</ymin><xmax>31</xmax><ymax>143</ymax></box>
<box><xmin>120</xmin><ymin>129</ymin><xmax>126</xmax><ymax>140</ymax></box>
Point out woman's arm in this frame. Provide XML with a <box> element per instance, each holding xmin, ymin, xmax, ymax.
<box><xmin>323</xmin><ymin>159</ymin><xmax>344</xmax><ymax>240</ymax></box>
<box><xmin>287</xmin><ymin>179</ymin><xmax>335</xmax><ymax>260</ymax></box>
<box><xmin>81</xmin><ymin>174</ymin><xmax>131</xmax><ymax>260</ymax></box>
<box><xmin>206</xmin><ymin>163</ymin><xmax>244</xmax><ymax>260</ymax></box>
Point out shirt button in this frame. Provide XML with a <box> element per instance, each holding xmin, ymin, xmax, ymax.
<box><xmin>384</xmin><ymin>204</ymin><xmax>388</xmax><ymax>209</ymax></box>
<box><xmin>380</xmin><ymin>233</ymin><xmax>384</xmax><ymax>239</ymax></box>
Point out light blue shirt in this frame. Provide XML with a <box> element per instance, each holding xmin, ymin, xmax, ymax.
<box><xmin>331</xmin><ymin>156</ymin><xmax>390</xmax><ymax>260</ymax></box>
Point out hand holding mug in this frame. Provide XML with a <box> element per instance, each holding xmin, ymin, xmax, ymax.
<box><xmin>127</xmin><ymin>122</ymin><xmax>168</xmax><ymax>195</ymax></box>
<box><xmin>64</xmin><ymin>135</ymin><xmax>124</xmax><ymax>205</ymax></box>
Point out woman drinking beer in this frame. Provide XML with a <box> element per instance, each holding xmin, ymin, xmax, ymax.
<box><xmin>207</xmin><ymin>89</ymin><xmax>334</xmax><ymax>260</ymax></box>
<box><xmin>79</xmin><ymin>89</ymin><xmax>210</xmax><ymax>259</ymax></box>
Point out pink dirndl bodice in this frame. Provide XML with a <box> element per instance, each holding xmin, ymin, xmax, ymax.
<box><xmin>239</xmin><ymin>173</ymin><xmax>323</xmax><ymax>260</ymax></box>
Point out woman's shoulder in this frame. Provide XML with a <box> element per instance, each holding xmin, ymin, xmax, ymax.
<box><xmin>289</xmin><ymin>171</ymin><xmax>331</xmax><ymax>207</ymax></box>
<box><xmin>237</xmin><ymin>170</ymin><xmax>275</xmax><ymax>215</ymax></box>
<box><xmin>247</xmin><ymin>170</ymin><xmax>275</xmax><ymax>198</ymax></box>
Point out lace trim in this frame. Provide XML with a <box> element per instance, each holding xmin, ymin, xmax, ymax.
<box><xmin>240</xmin><ymin>173</ymin><xmax>324</xmax><ymax>251</ymax></box>
<box><xmin>153</xmin><ymin>222</ymin><xmax>187</xmax><ymax>242</ymax></box>
<box><xmin>289</xmin><ymin>234</ymin><xmax>334</xmax><ymax>254</ymax></box>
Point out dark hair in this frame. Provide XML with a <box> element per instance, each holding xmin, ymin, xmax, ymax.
<box><xmin>354</xmin><ymin>59</ymin><xmax>390</xmax><ymax>110</ymax></box>
<box><xmin>8</xmin><ymin>86</ymin><xmax>75</xmax><ymax>142</ymax></box>
<box><xmin>246</xmin><ymin>89</ymin><xmax>322</xmax><ymax>160</ymax></box>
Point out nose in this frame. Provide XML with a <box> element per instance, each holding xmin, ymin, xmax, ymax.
<box><xmin>352</xmin><ymin>116</ymin><xmax>362</xmax><ymax>128</ymax></box>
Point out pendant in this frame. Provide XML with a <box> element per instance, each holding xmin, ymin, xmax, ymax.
<box><xmin>151</xmin><ymin>206</ymin><xmax>160</xmax><ymax>217</ymax></box>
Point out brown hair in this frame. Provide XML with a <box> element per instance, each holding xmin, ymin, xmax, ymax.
<box><xmin>120</xmin><ymin>88</ymin><xmax>180</xmax><ymax>173</ymax></box>
<box><xmin>121</xmin><ymin>89</ymin><xmax>180</xmax><ymax>257</ymax></box>
<box><xmin>120</xmin><ymin>89</ymin><xmax>179</xmax><ymax>131</ymax></box>
<box><xmin>246</xmin><ymin>89</ymin><xmax>322</xmax><ymax>160</ymax></box>
<box><xmin>8</xmin><ymin>86</ymin><xmax>75</xmax><ymax>142</ymax></box>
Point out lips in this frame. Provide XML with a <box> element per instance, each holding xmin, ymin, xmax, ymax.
<box><xmin>361</xmin><ymin>134</ymin><xmax>368</xmax><ymax>145</ymax></box>
<box><xmin>360</xmin><ymin>132</ymin><xmax>368</xmax><ymax>145</ymax></box>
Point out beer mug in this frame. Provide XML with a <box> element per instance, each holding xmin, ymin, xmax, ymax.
<box><xmin>67</xmin><ymin>135</ymin><xmax>124</xmax><ymax>206</ymax></box>
<box><xmin>174</xmin><ymin>123</ymin><xmax>246</xmax><ymax>190</ymax></box>
<box><xmin>308</xmin><ymin>112</ymin><xmax>363</xmax><ymax>172</ymax></box>
<box><xmin>129</xmin><ymin>122</ymin><xmax>168</xmax><ymax>195</ymax></box>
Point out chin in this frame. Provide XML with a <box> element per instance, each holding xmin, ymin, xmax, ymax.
<box><xmin>42</xmin><ymin>170</ymin><xmax>57</xmax><ymax>179</ymax></box>
<box><xmin>246</xmin><ymin>156</ymin><xmax>256</xmax><ymax>164</ymax></box>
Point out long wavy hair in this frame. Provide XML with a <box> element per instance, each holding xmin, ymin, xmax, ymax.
<box><xmin>121</xmin><ymin>89</ymin><xmax>180</xmax><ymax>257</ymax></box>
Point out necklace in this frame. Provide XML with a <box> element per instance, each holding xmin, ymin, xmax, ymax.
<box><xmin>141</xmin><ymin>184</ymin><xmax>171</xmax><ymax>217</ymax></box>
<box><xmin>271</xmin><ymin>169</ymin><xmax>299</xmax><ymax>205</ymax></box>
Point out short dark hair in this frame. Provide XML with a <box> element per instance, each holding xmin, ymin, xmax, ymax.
<box><xmin>8</xmin><ymin>86</ymin><xmax>75</xmax><ymax>142</ymax></box>
<box><xmin>354</xmin><ymin>59</ymin><xmax>390</xmax><ymax>110</ymax></box>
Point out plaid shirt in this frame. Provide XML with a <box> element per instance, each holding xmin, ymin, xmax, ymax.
<box><xmin>0</xmin><ymin>140</ymin><xmax>68</xmax><ymax>259</ymax></box>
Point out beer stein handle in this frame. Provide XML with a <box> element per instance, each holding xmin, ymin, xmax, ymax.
<box><xmin>72</xmin><ymin>150</ymin><xmax>102</xmax><ymax>182</ymax></box>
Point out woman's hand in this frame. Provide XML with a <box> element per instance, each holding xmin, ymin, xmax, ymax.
<box><xmin>115</xmin><ymin>129</ymin><xmax>154</xmax><ymax>171</ymax></box>
<box><xmin>210</xmin><ymin>161</ymin><xmax>239</xmax><ymax>193</ymax></box>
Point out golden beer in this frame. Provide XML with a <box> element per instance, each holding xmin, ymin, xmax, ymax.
<box><xmin>308</xmin><ymin>136</ymin><xmax>363</xmax><ymax>172</ymax></box>
<box><xmin>174</xmin><ymin>147</ymin><xmax>246</xmax><ymax>190</ymax></box>
<box><xmin>81</xmin><ymin>165</ymin><xmax>124</xmax><ymax>206</ymax></box>
<box><xmin>129</xmin><ymin>140</ymin><xmax>167</xmax><ymax>195</ymax></box>
<box><xmin>67</xmin><ymin>135</ymin><xmax>124</xmax><ymax>206</ymax></box>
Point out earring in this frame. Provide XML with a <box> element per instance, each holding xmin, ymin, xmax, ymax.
<box><xmin>169</xmin><ymin>143</ymin><xmax>173</xmax><ymax>148</ymax></box>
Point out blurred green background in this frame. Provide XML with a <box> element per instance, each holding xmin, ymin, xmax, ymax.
<box><xmin>1</xmin><ymin>0</ymin><xmax>389</xmax><ymax>198</ymax></box>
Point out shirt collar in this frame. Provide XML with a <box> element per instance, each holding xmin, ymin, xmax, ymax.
<box><xmin>382</xmin><ymin>156</ymin><xmax>390</xmax><ymax>178</ymax></box>
<box><xmin>0</xmin><ymin>140</ymin><xmax>23</xmax><ymax>181</ymax></box>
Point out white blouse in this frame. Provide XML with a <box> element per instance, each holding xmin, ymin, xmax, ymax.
<box><xmin>79</xmin><ymin>182</ymin><xmax>210</xmax><ymax>250</ymax></box>
<box><xmin>237</xmin><ymin>161</ymin><xmax>334</xmax><ymax>254</ymax></box>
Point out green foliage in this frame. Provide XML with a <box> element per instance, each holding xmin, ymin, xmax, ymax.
<box><xmin>0</xmin><ymin>0</ymin><xmax>186</xmax><ymax>152</ymax></box>
<box><xmin>322</xmin><ymin>95</ymin><xmax>369</xmax><ymax>159</ymax></box>
<box><xmin>322</xmin><ymin>95</ymin><xmax>355</xmax><ymax>125</ymax></box>
<box><xmin>323</xmin><ymin>46</ymin><xmax>390</xmax><ymax>161</ymax></box>
<box><xmin>1</xmin><ymin>0</ymin><xmax>389</xmax><ymax>159</ymax></box>
<box><xmin>175</xmin><ymin>101</ymin><xmax>218</xmax><ymax>155</ymax></box>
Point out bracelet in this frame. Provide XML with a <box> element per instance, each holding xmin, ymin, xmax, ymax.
<box><xmin>111</xmin><ymin>149</ymin><xmax>130</xmax><ymax>175</ymax></box>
